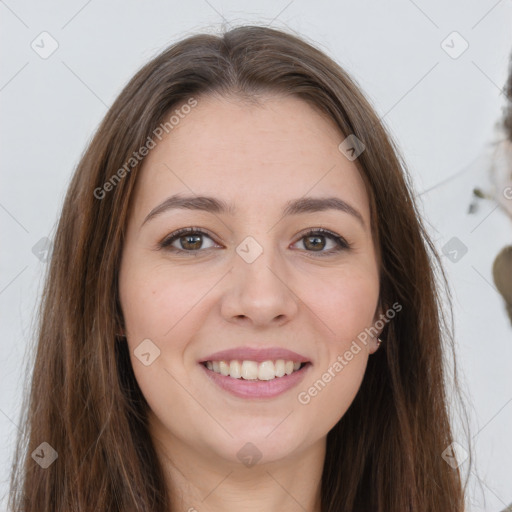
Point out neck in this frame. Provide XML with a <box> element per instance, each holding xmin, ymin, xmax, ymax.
<box><xmin>152</xmin><ymin>431</ymin><xmax>325</xmax><ymax>512</ymax></box>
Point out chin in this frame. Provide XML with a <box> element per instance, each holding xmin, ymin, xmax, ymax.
<box><xmin>206</xmin><ymin>424</ymin><xmax>312</xmax><ymax>467</ymax></box>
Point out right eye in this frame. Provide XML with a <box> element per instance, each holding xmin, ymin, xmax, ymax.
<box><xmin>159</xmin><ymin>227</ymin><xmax>221</xmax><ymax>254</ymax></box>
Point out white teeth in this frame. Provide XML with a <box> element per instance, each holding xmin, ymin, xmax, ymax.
<box><xmin>258</xmin><ymin>361</ymin><xmax>275</xmax><ymax>381</ymax></box>
<box><xmin>229</xmin><ymin>360</ymin><xmax>241</xmax><ymax>378</ymax></box>
<box><xmin>204</xmin><ymin>359</ymin><xmax>305</xmax><ymax>380</ymax></box>
<box><xmin>275</xmin><ymin>359</ymin><xmax>285</xmax><ymax>377</ymax></box>
<box><xmin>219</xmin><ymin>361</ymin><xmax>230</xmax><ymax>376</ymax></box>
<box><xmin>241</xmin><ymin>361</ymin><xmax>259</xmax><ymax>380</ymax></box>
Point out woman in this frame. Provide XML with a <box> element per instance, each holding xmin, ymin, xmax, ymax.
<box><xmin>8</xmin><ymin>25</ymin><xmax>470</xmax><ymax>511</ymax></box>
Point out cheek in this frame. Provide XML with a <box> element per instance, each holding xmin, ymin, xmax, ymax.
<box><xmin>303</xmin><ymin>264</ymin><xmax>380</xmax><ymax>344</ymax></box>
<box><xmin>299</xmin><ymin>348</ymin><xmax>368</xmax><ymax>437</ymax></box>
<box><xmin>119</xmin><ymin>262</ymin><xmax>207</xmax><ymax>340</ymax></box>
<box><xmin>292</xmin><ymin>263</ymin><xmax>378</xmax><ymax>428</ymax></box>
<box><xmin>119</xmin><ymin>261</ymin><xmax>220</xmax><ymax>395</ymax></box>
<box><xmin>296</xmin><ymin>271</ymin><xmax>376</xmax><ymax>432</ymax></box>
<box><xmin>119</xmin><ymin>264</ymin><xmax>209</xmax><ymax>432</ymax></box>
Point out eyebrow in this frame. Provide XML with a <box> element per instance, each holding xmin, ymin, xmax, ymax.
<box><xmin>141</xmin><ymin>194</ymin><xmax>365</xmax><ymax>228</ymax></box>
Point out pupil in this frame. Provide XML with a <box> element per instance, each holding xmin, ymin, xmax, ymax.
<box><xmin>182</xmin><ymin>234</ymin><xmax>202</xmax><ymax>250</ymax></box>
<box><xmin>306</xmin><ymin>235</ymin><xmax>324</xmax><ymax>251</ymax></box>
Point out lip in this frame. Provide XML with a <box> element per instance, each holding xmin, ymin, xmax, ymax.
<box><xmin>200</xmin><ymin>361</ymin><xmax>312</xmax><ymax>399</ymax></box>
<box><xmin>199</xmin><ymin>346</ymin><xmax>310</xmax><ymax>364</ymax></box>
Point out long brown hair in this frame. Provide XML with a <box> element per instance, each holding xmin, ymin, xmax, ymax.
<box><xmin>8</xmin><ymin>25</ymin><xmax>471</xmax><ymax>511</ymax></box>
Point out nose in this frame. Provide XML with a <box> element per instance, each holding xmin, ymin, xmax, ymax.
<box><xmin>220</xmin><ymin>242</ymin><xmax>299</xmax><ymax>328</ymax></box>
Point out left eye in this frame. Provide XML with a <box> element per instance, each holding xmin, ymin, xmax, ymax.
<box><xmin>294</xmin><ymin>229</ymin><xmax>349</xmax><ymax>254</ymax></box>
<box><xmin>159</xmin><ymin>227</ymin><xmax>350</xmax><ymax>255</ymax></box>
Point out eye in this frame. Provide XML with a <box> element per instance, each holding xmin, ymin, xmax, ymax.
<box><xmin>292</xmin><ymin>228</ymin><xmax>351</xmax><ymax>256</ymax></box>
<box><xmin>159</xmin><ymin>227</ymin><xmax>219</xmax><ymax>254</ymax></box>
<box><xmin>158</xmin><ymin>227</ymin><xmax>351</xmax><ymax>256</ymax></box>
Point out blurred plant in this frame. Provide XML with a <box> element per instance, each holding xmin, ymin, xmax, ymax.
<box><xmin>493</xmin><ymin>246</ymin><xmax>512</xmax><ymax>324</ymax></box>
<box><xmin>491</xmin><ymin>53</ymin><xmax>512</xmax><ymax>326</ymax></box>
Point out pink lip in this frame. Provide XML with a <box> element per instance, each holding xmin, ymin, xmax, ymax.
<box><xmin>199</xmin><ymin>347</ymin><xmax>310</xmax><ymax>364</ymax></box>
<box><xmin>200</xmin><ymin>362</ymin><xmax>312</xmax><ymax>399</ymax></box>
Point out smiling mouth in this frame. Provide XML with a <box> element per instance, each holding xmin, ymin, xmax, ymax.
<box><xmin>201</xmin><ymin>360</ymin><xmax>309</xmax><ymax>381</ymax></box>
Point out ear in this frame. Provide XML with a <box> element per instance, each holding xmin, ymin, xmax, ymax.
<box><xmin>371</xmin><ymin>298</ymin><xmax>386</xmax><ymax>334</ymax></box>
<box><xmin>115</xmin><ymin>308</ymin><xmax>126</xmax><ymax>338</ymax></box>
<box><xmin>115</xmin><ymin>321</ymin><xmax>126</xmax><ymax>339</ymax></box>
<box><xmin>368</xmin><ymin>299</ymin><xmax>386</xmax><ymax>354</ymax></box>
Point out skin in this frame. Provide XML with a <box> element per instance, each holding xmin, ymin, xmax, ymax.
<box><xmin>118</xmin><ymin>93</ymin><xmax>383</xmax><ymax>512</ymax></box>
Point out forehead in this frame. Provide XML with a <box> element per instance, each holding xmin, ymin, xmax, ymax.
<box><xmin>130</xmin><ymin>94</ymin><xmax>371</xmax><ymax>224</ymax></box>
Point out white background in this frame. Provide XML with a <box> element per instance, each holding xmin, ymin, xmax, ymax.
<box><xmin>1</xmin><ymin>1</ymin><xmax>511</xmax><ymax>510</ymax></box>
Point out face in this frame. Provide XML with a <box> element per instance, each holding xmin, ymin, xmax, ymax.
<box><xmin>118</xmin><ymin>94</ymin><xmax>382</xmax><ymax>467</ymax></box>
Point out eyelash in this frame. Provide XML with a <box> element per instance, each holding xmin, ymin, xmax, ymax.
<box><xmin>158</xmin><ymin>227</ymin><xmax>351</xmax><ymax>257</ymax></box>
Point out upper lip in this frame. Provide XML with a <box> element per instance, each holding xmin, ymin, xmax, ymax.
<box><xmin>199</xmin><ymin>347</ymin><xmax>310</xmax><ymax>364</ymax></box>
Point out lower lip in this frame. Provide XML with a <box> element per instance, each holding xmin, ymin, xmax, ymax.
<box><xmin>200</xmin><ymin>363</ymin><xmax>311</xmax><ymax>399</ymax></box>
